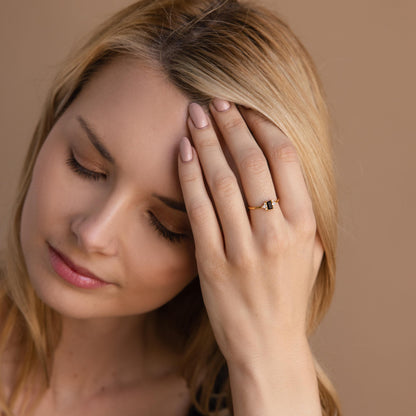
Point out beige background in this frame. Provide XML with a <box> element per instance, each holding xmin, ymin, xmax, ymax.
<box><xmin>0</xmin><ymin>1</ymin><xmax>415</xmax><ymax>414</ymax></box>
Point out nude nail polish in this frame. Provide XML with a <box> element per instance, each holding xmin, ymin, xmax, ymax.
<box><xmin>180</xmin><ymin>137</ymin><xmax>193</xmax><ymax>162</ymax></box>
<box><xmin>189</xmin><ymin>103</ymin><xmax>208</xmax><ymax>128</ymax></box>
<box><xmin>212</xmin><ymin>98</ymin><xmax>230</xmax><ymax>112</ymax></box>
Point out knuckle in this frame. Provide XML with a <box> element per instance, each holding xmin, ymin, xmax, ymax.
<box><xmin>239</xmin><ymin>150</ymin><xmax>268</xmax><ymax>175</ymax></box>
<box><xmin>248</xmin><ymin>111</ymin><xmax>270</xmax><ymax>131</ymax></box>
<box><xmin>222</xmin><ymin>115</ymin><xmax>245</xmax><ymax>132</ymax></box>
<box><xmin>232</xmin><ymin>251</ymin><xmax>256</xmax><ymax>272</ymax></box>
<box><xmin>261</xmin><ymin>227</ymin><xmax>288</xmax><ymax>255</ymax></box>
<box><xmin>229</xmin><ymin>239</ymin><xmax>255</xmax><ymax>267</ymax></box>
<box><xmin>271</xmin><ymin>141</ymin><xmax>299</xmax><ymax>163</ymax></box>
<box><xmin>197</xmin><ymin>136</ymin><xmax>218</xmax><ymax>151</ymax></box>
<box><xmin>295</xmin><ymin>211</ymin><xmax>317</xmax><ymax>237</ymax></box>
<box><xmin>212</xmin><ymin>173</ymin><xmax>237</xmax><ymax>197</ymax></box>
<box><xmin>180</xmin><ymin>170</ymin><xmax>199</xmax><ymax>184</ymax></box>
<box><xmin>259</xmin><ymin>225</ymin><xmax>293</xmax><ymax>255</ymax></box>
<box><xmin>198</xmin><ymin>252</ymin><xmax>227</xmax><ymax>279</ymax></box>
<box><xmin>186</xmin><ymin>200</ymin><xmax>212</xmax><ymax>224</ymax></box>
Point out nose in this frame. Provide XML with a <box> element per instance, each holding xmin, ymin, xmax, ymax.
<box><xmin>70</xmin><ymin>194</ymin><xmax>126</xmax><ymax>256</ymax></box>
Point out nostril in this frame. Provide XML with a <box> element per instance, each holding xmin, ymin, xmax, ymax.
<box><xmin>70</xmin><ymin>214</ymin><xmax>118</xmax><ymax>257</ymax></box>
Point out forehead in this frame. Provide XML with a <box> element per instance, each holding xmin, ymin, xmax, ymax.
<box><xmin>63</xmin><ymin>57</ymin><xmax>191</xmax><ymax>196</ymax></box>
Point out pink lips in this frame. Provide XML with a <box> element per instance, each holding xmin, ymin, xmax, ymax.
<box><xmin>48</xmin><ymin>244</ymin><xmax>111</xmax><ymax>289</ymax></box>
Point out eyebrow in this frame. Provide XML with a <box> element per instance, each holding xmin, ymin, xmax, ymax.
<box><xmin>77</xmin><ymin>115</ymin><xmax>187</xmax><ymax>214</ymax></box>
<box><xmin>77</xmin><ymin>116</ymin><xmax>115</xmax><ymax>164</ymax></box>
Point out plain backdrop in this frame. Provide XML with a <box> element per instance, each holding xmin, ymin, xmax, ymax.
<box><xmin>0</xmin><ymin>1</ymin><xmax>415</xmax><ymax>415</ymax></box>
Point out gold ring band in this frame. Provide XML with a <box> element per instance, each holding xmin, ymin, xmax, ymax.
<box><xmin>247</xmin><ymin>198</ymin><xmax>279</xmax><ymax>211</ymax></box>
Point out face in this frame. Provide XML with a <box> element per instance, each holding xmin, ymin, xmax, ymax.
<box><xmin>20</xmin><ymin>57</ymin><xmax>198</xmax><ymax>319</ymax></box>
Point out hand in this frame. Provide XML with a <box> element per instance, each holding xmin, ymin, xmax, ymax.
<box><xmin>178</xmin><ymin>99</ymin><xmax>324</xmax><ymax>365</ymax></box>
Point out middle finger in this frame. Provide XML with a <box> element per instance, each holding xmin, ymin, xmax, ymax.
<box><xmin>208</xmin><ymin>98</ymin><xmax>283</xmax><ymax>233</ymax></box>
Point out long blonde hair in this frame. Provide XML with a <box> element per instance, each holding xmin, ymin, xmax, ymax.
<box><xmin>0</xmin><ymin>0</ymin><xmax>341</xmax><ymax>414</ymax></box>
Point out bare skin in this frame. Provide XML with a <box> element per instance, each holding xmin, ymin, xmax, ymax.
<box><xmin>7</xmin><ymin>54</ymin><xmax>324</xmax><ymax>415</ymax></box>
<box><xmin>23</xmin><ymin>316</ymin><xmax>191</xmax><ymax>416</ymax></box>
<box><xmin>1</xmin><ymin>316</ymin><xmax>191</xmax><ymax>416</ymax></box>
<box><xmin>14</xmin><ymin>58</ymin><xmax>196</xmax><ymax>415</ymax></box>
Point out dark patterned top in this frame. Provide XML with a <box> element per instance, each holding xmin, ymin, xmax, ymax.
<box><xmin>188</xmin><ymin>405</ymin><xmax>203</xmax><ymax>415</ymax></box>
<box><xmin>186</xmin><ymin>365</ymin><xmax>229</xmax><ymax>415</ymax></box>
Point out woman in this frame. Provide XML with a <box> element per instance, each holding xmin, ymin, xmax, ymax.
<box><xmin>0</xmin><ymin>0</ymin><xmax>342</xmax><ymax>414</ymax></box>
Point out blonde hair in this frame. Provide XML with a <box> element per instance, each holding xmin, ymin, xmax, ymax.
<box><xmin>0</xmin><ymin>0</ymin><xmax>341</xmax><ymax>414</ymax></box>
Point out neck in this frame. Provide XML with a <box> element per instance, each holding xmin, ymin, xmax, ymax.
<box><xmin>45</xmin><ymin>312</ymin><xmax>177</xmax><ymax>404</ymax></box>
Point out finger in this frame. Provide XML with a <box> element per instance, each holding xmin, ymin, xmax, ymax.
<box><xmin>239</xmin><ymin>107</ymin><xmax>315</xmax><ymax>227</ymax></box>
<box><xmin>209</xmin><ymin>99</ymin><xmax>283</xmax><ymax>234</ymax></box>
<box><xmin>187</xmin><ymin>103</ymin><xmax>252</xmax><ymax>252</ymax></box>
<box><xmin>177</xmin><ymin>137</ymin><xmax>224</xmax><ymax>256</ymax></box>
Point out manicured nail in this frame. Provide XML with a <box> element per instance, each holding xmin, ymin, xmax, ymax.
<box><xmin>189</xmin><ymin>103</ymin><xmax>208</xmax><ymax>129</ymax></box>
<box><xmin>179</xmin><ymin>137</ymin><xmax>193</xmax><ymax>162</ymax></box>
<box><xmin>212</xmin><ymin>98</ymin><xmax>230</xmax><ymax>112</ymax></box>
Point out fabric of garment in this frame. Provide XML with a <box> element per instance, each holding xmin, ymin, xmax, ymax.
<box><xmin>186</xmin><ymin>365</ymin><xmax>229</xmax><ymax>415</ymax></box>
<box><xmin>188</xmin><ymin>405</ymin><xmax>203</xmax><ymax>415</ymax></box>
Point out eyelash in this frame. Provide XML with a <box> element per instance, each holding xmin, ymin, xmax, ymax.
<box><xmin>147</xmin><ymin>212</ymin><xmax>186</xmax><ymax>244</ymax></box>
<box><xmin>65</xmin><ymin>151</ymin><xmax>106</xmax><ymax>181</ymax></box>
<box><xmin>65</xmin><ymin>151</ymin><xmax>186</xmax><ymax>244</ymax></box>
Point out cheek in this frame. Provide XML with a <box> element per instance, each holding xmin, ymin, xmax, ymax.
<box><xmin>128</xmin><ymin>239</ymin><xmax>197</xmax><ymax>293</ymax></box>
<box><xmin>116</xmin><ymin>239</ymin><xmax>197</xmax><ymax>314</ymax></box>
<box><xmin>21</xmin><ymin>146</ymin><xmax>67</xmax><ymax>237</ymax></box>
<box><xmin>20</xmin><ymin>137</ymin><xmax>81</xmax><ymax>260</ymax></box>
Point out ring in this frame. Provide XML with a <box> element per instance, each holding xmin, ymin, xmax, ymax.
<box><xmin>247</xmin><ymin>198</ymin><xmax>279</xmax><ymax>211</ymax></box>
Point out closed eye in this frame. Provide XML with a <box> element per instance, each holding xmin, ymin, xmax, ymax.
<box><xmin>66</xmin><ymin>149</ymin><xmax>187</xmax><ymax>244</ymax></box>
<box><xmin>147</xmin><ymin>211</ymin><xmax>187</xmax><ymax>244</ymax></box>
<box><xmin>65</xmin><ymin>150</ymin><xmax>107</xmax><ymax>181</ymax></box>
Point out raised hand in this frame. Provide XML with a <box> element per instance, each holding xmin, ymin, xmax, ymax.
<box><xmin>178</xmin><ymin>99</ymin><xmax>324</xmax><ymax>414</ymax></box>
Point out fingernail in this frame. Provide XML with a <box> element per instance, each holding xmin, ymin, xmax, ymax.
<box><xmin>179</xmin><ymin>137</ymin><xmax>193</xmax><ymax>162</ymax></box>
<box><xmin>189</xmin><ymin>103</ymin><xmax>208</xmax><ymax>129</ymax></box>
<box><xmin>212</xmin><ymin>98</ymin><xmax>230</xmax><ymax>112</ymax></box>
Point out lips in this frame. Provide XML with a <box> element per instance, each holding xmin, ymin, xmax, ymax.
<box><xmin>48</xmin><ymin>243</ymin><xmax>111</xmax><ymax>289</ymax></box>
